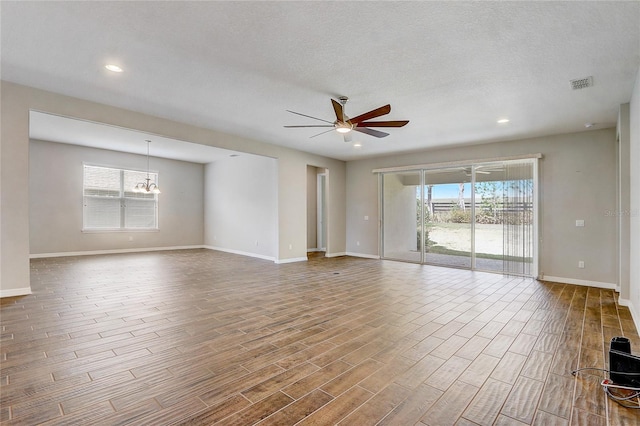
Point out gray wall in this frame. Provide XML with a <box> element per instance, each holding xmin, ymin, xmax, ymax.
<box><xmin>29</xmin><ymin>140</ymin><xmax>204</xmax><ymax>254</ymax></box>
<box><xmin>204</xmin><ymin>154</ymin><xmax>277</xmax><ymax>259</ymax></box>
<box><xmin>347</xmin><ymin>128</ymin><xmax>618</xmax><ymax>286</ymax></box>
<box><xmin>1</xmin><ymin>81</ymin><xmax>346</xmax><ymax>296</ymax></box>
<box><xmin>382</xmin><ymin>173</ymin><xmax>418</xmax><ymax>254</ymax></box>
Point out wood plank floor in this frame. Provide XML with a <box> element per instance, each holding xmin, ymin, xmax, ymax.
<box><xmin>1</xmin><ymin>249</ymin><xmax>639</xmax><ymax>425</ymax></box>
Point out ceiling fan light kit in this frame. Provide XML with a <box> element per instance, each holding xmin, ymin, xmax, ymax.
<box><xmin>336</xmin><ymin>125</ymin><xmax>352</xmax><ymax>134</ymax></box>
<box><xmin>285</xmin><ymin>96</ymin><xmax>409</xmax><ymax>142</ymax></box>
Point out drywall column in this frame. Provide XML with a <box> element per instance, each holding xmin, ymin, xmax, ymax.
<box><xmin>277</xmin><ymin>152</ymin><xmax>308</xmax><ymax>262</ymax></box>
<box><xmin>628</xmin><ymin>66</ymin><xmax>640</xmax><ymax>328</ymax></box>
<box><xmin>618</xmin><ymin>103</ymin><xmax>631</xmax><ymax>302</ymax></box>
<box><xmin>306</xmin><ymin>166</ymin><xmax>318</xmax><ymax>250</ymax></box>
<box><xmin>0</xmin><ymin>82</ymin><xmax>31</xmax><ymax>296</ymax></box>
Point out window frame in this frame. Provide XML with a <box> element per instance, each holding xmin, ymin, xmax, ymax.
<box><xmin>82</xmin><ymin>163</ymin><xmax>160</xmax><ymax>232</ymax></box>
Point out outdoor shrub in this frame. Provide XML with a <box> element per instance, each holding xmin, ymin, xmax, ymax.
<box><xmin>475</xmin><ymin>212</ymin><xmax>501</xmax><ymax>224</ymax></box>
<box><xmin>417</xmin><ymin>228</ymin><xmax>435</xmax><ymax>250</ymax></box>
<box><xmin>449</xmin><ymin>208</ymin><xmax>471</xmax><ymax>223</ymax></box>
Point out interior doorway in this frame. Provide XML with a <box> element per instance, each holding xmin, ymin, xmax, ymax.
<box><xmin>307</xmin><ymin>166</ymin><xmax>327</xmax><ymax>255</ymax></box>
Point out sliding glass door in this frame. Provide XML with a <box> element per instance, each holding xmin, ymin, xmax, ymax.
<box><xmin>380</xmin><ymin>159</ymin><xmax>537</xmax><ymax>277</ymax></box>
<box><xmin>423</xmin><ymin>169</ymin><xmax>472</xmax><ymax>268</ymax></box>
<box><xmin>473</xmin><ymin>162</ymin><xmax>534</xmax><ymax>274</ymax></box>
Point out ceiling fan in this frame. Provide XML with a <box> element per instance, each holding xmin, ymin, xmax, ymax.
<box><xmin>425</xmin><ymin>167</ymin><xmax>502</xmax><ymax>179</ymax></box>
<box><xmin>284</xmin><ymin>96</ymin><xmax>409</xmax><ymax>142</ymax></box>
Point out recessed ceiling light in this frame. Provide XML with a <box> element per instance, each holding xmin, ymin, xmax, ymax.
<box><xmin>584</xmin><ymin>122</ymin><xmax>595</xmax><ymax>128</ymax></box>
<box><xmin>497</xmin><ymin>118</ymin><xmax>510</xmax><ymax>124</ymax></box>
<box><xmin>105</xmin><ymin>64</ymin><xmax>123</xmax><ymax>73</ymax></box>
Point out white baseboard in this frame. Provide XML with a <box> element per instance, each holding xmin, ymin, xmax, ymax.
<box><xmin>307</xmin><ymin>248</ymin><xmax>326</xmax><ymax>253</ymax></box>
<box><xmin>618</xmin><ymin>297</ymin><xmax>631</xmax><ymax>307</ymax></box>
<box><xmin>325</xmin><ymin>252</ymin><xmax>346</xmax><ymax>258</ymax></box>
<box><xmin>618</xmin><ymin>297</ymin><xmax>640</xmax><ymax>333</ymax></box>
<box><xmin>540</xmin><ymin>275</ymin><xmax>617</xmax><ymax>290</ymax></box>
<box><xmin>275</xmin><ymin>257</ymin><xmax>308</xmax><ymax>264</ymax></box>
<box><xmin>0</xmin><ymin>287</ymin><xmax>32</xmax><ymax>298</ymax></box>
<box><xmin>345</xmin><ymin>252</ymin><xmax>381</xmax><ymax>260</ymax></box>
<box><xmin>29</xmin><ymin>245</ymin><xmax>206</xmax><ymax>259</ymax></box>
<box><xmin>203</xmin><ymin>246</ymin><xmax>276</xmax><ymax>262</ymax></box>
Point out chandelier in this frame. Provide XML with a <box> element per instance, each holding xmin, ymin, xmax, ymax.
<box><xmin>133</xmin><ymin>140</ymin><xmax>161</xmax><ymax>194</ymax></box>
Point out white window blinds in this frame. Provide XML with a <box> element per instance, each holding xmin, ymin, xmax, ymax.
<box><xmin>83</xmin><ymin>165</ymin><xmax>158</xmax><ymax>230</ymax></box>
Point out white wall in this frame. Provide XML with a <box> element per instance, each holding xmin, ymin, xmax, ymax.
<box><xmin>628</xmin><ymin>66</ymin><xmax>640</xmax><ymax>327</ymax></box>
<box><xmin>29</xmin><ymin>140</ymin><xmax>204</xmax><ymax>255</ymax></box>
<box><xmin>347</xmin><ymin>129</ymin><xmax>618</xmax><ymax>287</ymax></box>
<box><xmin>0</xmin><ymin>82</ymin><xmax>346</xmax><ymax>296</ymax></box>
<box><xmin>204</xmin><ymin>154</ymin><xmax>277</xmax><ymax>260</ymax></box>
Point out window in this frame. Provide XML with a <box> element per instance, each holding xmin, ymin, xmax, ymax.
<box><xmin>83</xmin><ymin>165</ymin><xmax>159</xmax><ymax>230</ymax></box>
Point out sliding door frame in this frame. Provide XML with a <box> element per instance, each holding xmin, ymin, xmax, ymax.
<box><xmin>378</xmin><ymin>157</ymin><xmax>539</xmax><ymax>277</ymax></box>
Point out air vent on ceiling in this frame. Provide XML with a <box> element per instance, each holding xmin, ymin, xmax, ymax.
<box><xmin>570</xmin><ymin>76</ymin><xmax>593</xmax><ymax>90</ymax></box>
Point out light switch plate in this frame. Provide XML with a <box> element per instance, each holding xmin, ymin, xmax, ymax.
<box><xmin>576</xmin><ymin>220</ymin><xmax>585</xmax><ymax>227</ymax></box>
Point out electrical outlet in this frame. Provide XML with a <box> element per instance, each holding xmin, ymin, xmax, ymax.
<box><xmin>288</xmin><ymin>244</ymin><xmax>292</xmax><ymax>250</ymax></box>
<box><xmin>356</xmin><ymin>241</ymin><xmax>360</xmax><ymax>246</ymax></box>
<box><xmin>578</xmin><ymin>261</ymin><xmax>585</xmax><ymax>268</ymax></box>
<box><xmin>128</xmin><ymin>236</ymin><xmax>134</xmax><ymax>242</ymax></box>
<box><xmin>576</xmin><ymin>220</ymin><xmax>585</xmax><ymax>227</ymax></box>
<box><xmin>364</xmin><ymin>216</ymin><xmax>369</xmax><ymax>221</ymax></box>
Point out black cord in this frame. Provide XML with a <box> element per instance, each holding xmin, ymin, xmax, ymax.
<box><xmin>607</xmin><ymin>389</ymin><xmax>640</xmax><ymax>401</ymax></box>
<box><xmin>604</xmin><ymin>387</ymin><xmax>640</xmax><ymax>409</ymax></box>
<box><xmin>572</xmin><ymin>366</ymin><xmax>640</xmax><ymax>409</ymax></box>
<box><xmin>571</xmin><ymin>367</ymin><xmax>640</xmax><ymax>376</ymax></box>
<box><xmin>571</xmin><ymin>367</ymin><xmax>607</xmax><ymax>376</ymax></box>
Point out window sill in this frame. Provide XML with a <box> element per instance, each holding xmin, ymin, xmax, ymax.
<box><xmin>82</xmin><ymin>229</ymin><xmax>160</xmax><ymax>233</ymax></box>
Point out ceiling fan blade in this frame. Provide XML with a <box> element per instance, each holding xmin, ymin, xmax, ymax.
<box><xmin>354</xmin><ymin>127</ymin><xmax>389</xmax><ymax>138</ymax></box>
<box><xmin>476</xmin><ymin>167</ymin><xmax>504</xmax><ymax>172</ymax></box>
<box><xmin>309</xmin><ymin>128</ymin><xmax>337</xmax><ymax>138</ymax></box>
<box><xmin>331</xmin><ymin>99</ymin><xmax>344</xmax><ymax>122</ymax></box>
<box><xmin>349</xmin><ymin>104</ymin><xmax>391</xmax><ymax>124</ymax></box>
<box><xmin>356</xmin><ymin>120</ymin><xmax>409</xmax><ymax>128</ymax></box>
<box><xmin>284</xmin><ymin>125</ymin><xmax>334</xmax><ymax>128</ymax></box>
<box><xmin>286</xmin><ymin>110</ymin><xmax>333</xmax><ymax>124</ymax></box>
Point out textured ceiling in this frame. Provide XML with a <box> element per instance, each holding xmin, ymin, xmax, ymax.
<box><xmin>2</xmin><ymin>1</ymin><xmax>639</xmax><ymax>161</ymax></box>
